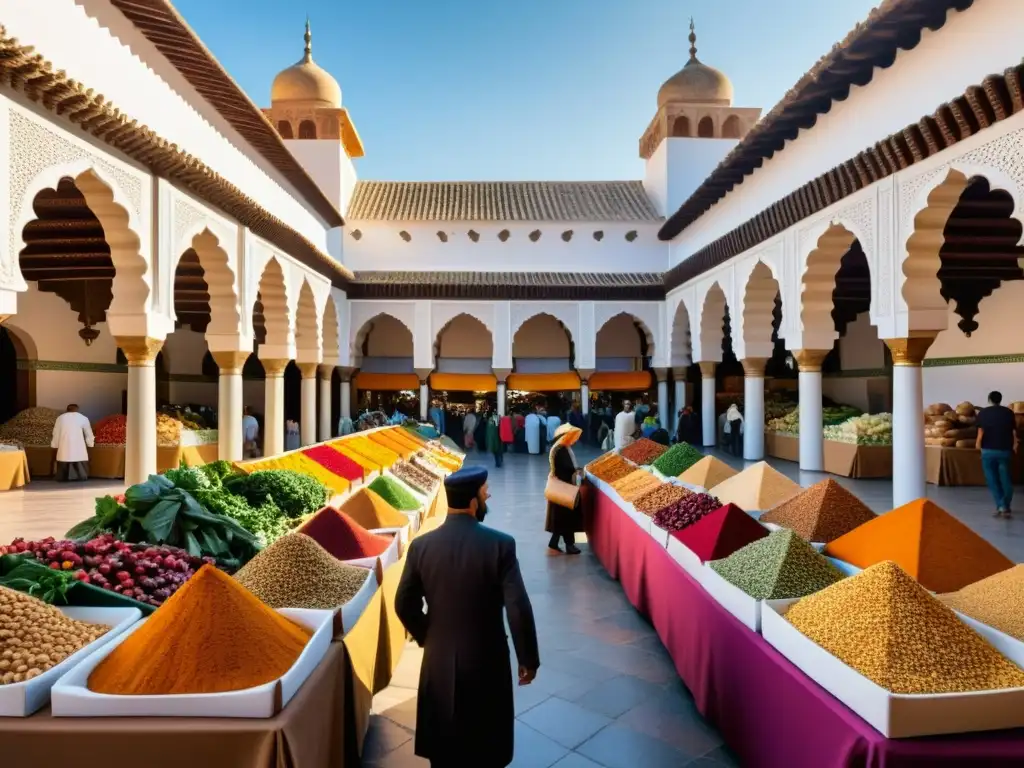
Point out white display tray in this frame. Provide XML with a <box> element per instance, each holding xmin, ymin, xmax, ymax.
<box><xmin>677</xmin><ymin>480</ymin><xmax>703</xmax><ymax>493</ymax></box>
<box><xmin>666</xmin><ymin>535</ymin><xmax>703</xmax><ymax>578</ymax></box>
<box><xmin>825</xmin><ymin>556</ymin><xmax>862</xmax><ymax>577</ymax></box>
<box><xmin>649</xmin><ymin>523</ymin><xmax>671</xmax><ymax>548</ymax></box>
<box><xmin>345</xmin><ymin>530</ymin><xmax>400</xmax><ymax>571</ymax></box>
<box><xmin>762</xmin><ymin>598</ymin><xmax>1024</xmax><ymax>738</ymax></box>
<box><xmin>0</xmin><ymin>606</ymin><xmax>141</xmax><ymax>717</ymax></box>
<box><xmin>699</xmin><ymin>562</ymin><xmax>762</xmax><ymax>632</ymax></box>
<box><xmin>371</xmin><ymin>522</ymin><xmax>412</xmax><ymax>550</ymax></box>
<box><xmin>335</xmin><ymin>565</ymin><xmax>380</xmax><ymax>638</ymax></box>
<box><xmin>51</xmin><ymin>607</ymin><xmax>334</xmax><ymax>718</ymax></box>
<box><xmin>762</xmin><ymin>523</ymin><xmax>826</xmax><ymax>552</ymax></box>
<box><xmin>622</xmin><ymin>501</ymin><xmax>652</xmax><ymax>534</ymax></box>
<box><xmin>955</xmin><ymin>612</ymin><xmax>1024</xmax><ymax>670</ymax></box>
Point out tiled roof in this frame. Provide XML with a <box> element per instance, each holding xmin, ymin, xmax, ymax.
<box><xmin>347</xmin><ymin>181</ymin><xmax>662</xmax><ymax>222</ymax></box>
<box><xmin>347</xmin><ymin>271</ymin><xmax>665</xmax><ymax>300</ymax></box>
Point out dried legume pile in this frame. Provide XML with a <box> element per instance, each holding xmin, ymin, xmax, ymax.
<box><xmin>653</xmin><ymin>492</ymin><xmax>721</xmax><ymax>531</ymax></box>
<box><xmin>652</xmin><ymin>442</ymin><xmax>704</xmax><ymax>477</ymax></box>
<box><xmin>760</xmin><ymin>479</ymin><xmax>875</xmax><ymax>543</ymax></box>
<box><xmin>709</xmin><ymin>461</ymin><xmax>801</xmax><ymax>510</ymax></box>
<box><xmin>588</xmin><ymin>454</ymin><xmax>635</xmax><ymax>484</ymax></box>
<box><xmin>0</xmin><ymin>407</ymin><xmax>64</xmax><ymax>447</ymax></box>
<box><xmin>620</xmin><ymin>438</ymin><xmax>669</xmax><ymax>465</ymax></box>
<box><xmin>709</xmin><ymin>529</ymin><xmax>843</xmax><ymax>599</ymax></box>
<box><xmin>671</xmin><ymin>503</ymin><xmax>768</xmax><ymax>562</ymax></box>
<box><xmin>368</xmin><ymin>475</ymin><xmax>421</xmax><ymax>511</ymax></box>
<box><xmin>939</xmin><ymin>565</ymin><xmax>1024</xmax><ymax>641</ymax></box>
<box><xmin>824</xmin><ymin>498</ymin><xmax>1014</xmax><ymax>593</ymax></box>
<box><xmin>787</xmin><ymin>561</ymin><xmax>1024</xmax><ymax>694</ymax></box>
<box><xmin>611</xmin><ymin>470</ymin><xmax>662</xmax><ymax>502</ymax></box>
<box><xmin>633</xmin><ymin>484</ymin><xmax>691</xmax><ymax>516</ymax></box>
<box><xmin>679</xmin><ymin>456</ymin><xmax>737</xmax><ymax>489</ymax></box>
<box><xmin>391</xmin><ymin>460</ymin><xmax>439</xmax><ymax>494</ymax></box>
<box><xmin>234</xmin><ymin>533</ymin><xmax>371</xmax><ymax>609</ymax></box>
<box><xmin>0</xmin><ymin>586</ymin><xmax>108</xmax><ymax>685</ymax></box>
<box><xmin>298</xmin><ymin>507</ymin><xmax>394</xmax><ymax>560</ymax></box>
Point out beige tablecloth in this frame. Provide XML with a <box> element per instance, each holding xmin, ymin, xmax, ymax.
<box><xmin>923</xmin><ymin>446</ymin><xmax>1017</xmax><ymax>486</ymax></box>
<box><xmin>23</xmin><ymin>446</ymin><xmax>55</xmax><ymax>478</ymax></box>
<box><xmin>89</xmin><ymin>445</ymin><xmax>126</xmax><ymax>479</ymax></box>
<box><xmin>0</xmin><ymin>449</ymin><xmax>29</xmax><ymax>490</ymax></box>
<box><xmin>764</xmin><ymin>432</ymin><xmax>799</xmax><ymax>462</ymax></box>
<box><xmin>157</xmin><ymin>443</ymin><xmax>220</xmax><ymax>472</ymax></box>
<box><xmin>822</xmin><ymin>441</ymin><xmax>892</xmax><ymax>478</ymax></box>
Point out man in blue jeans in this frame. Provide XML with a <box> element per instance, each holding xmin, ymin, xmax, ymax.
<box><xmin>976</xmin><ymin>391</ymin><xmax>1019</xmax><ymax>518</ymax></box>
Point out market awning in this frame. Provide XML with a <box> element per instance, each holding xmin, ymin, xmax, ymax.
<box><xmin>506</xmin><ymin>372</ymin><xmax>581</xmax><ymax>392</ymax></box>
<box><xmin>353</xmin><ymin>372</ymin><xmax>420</xmax><ymax>391</ymax></box>
<box><xmin>589</xmin><ymin>371</ymin><xmax>653</xmax><ymax>391</ymax></box>
<box><xmin>430</xmin><ymin>373</ymin><xmax>497</xmax><ymax>392</ymax></box>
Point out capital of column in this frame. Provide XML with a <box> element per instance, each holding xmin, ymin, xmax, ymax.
<box><xmin>741</xmin><ymin>358</ymin><xmax>768</xmax><ymax>378</ymax></box>
<box><xmin>792</xmin><ymin>349</ymin><xmax>830</xmax><ymax>373</ymax></box>
<box><xmin>672</xmin><ymin>366</ymin><xmax>688</xmax><ymax>381</ymax></box>
<box><xmin>653</xmin><ymin>367</ymin><xmax>669</xmax><ymax>383</ymax></box>
<box><xmin>884</xmin><ymin>332</ymin><xmax>937</xmax><ymax>367</ymax></box>
<box><xmin>698</xmin><ymin>361</ymin><xmax>717</xmax><ymax>379</ymax></box>
<box><xmin>262</xmin><ymin>358</ymin><xmax>289</xmax><ymax>378</ymax></box>
<box><xmin>576</xmin><ymin>368</ymin><xmax>594</xmax><ymax>386</ymax></box>
<box><xmin>337</xmin><ymin>366</ymin><xmax>355</xmax><ymax>383</ymax></box>
<box><xmin>318</xmin><ymin>363</ymin><xmax>334</xmax><ymax>380</ymax></box>
<box><xmin>492</xmin><ymin>367</ymin><xmax>512</xmax><ymax>384</ymax></box>
<box><xmin>211</xmin><ymin>350</ymin><xmax>249</xmax><ymax>375</ymax></box>
<box><xmin>297</xmin><ymin>362</ymin><xmax>318</xmax><ymax>379</ymax></box>
<box><xmin>116</xmin><ymin>336</ymin><xmax>164</xmax><ymax>367</ymax></box>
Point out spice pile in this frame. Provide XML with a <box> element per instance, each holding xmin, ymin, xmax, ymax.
<box><xmin>633</xmin><ymin>484</ymin><xmax>690</xmax><ymax>517</ymax></box>
<box><xmin>620</xmin><ymin>438</ymin><xmax>668</xmax><ymax>465</ymax></box>
<box><xmin>940</xmin><ymin>566</ymin><xmax>1024</xmax><ymax>641</ymax></box>
<box><xmin>88</xmin><ymin>565</ymin><xmax>311</xmax><ymax>695</ymax></box>
<box><xmin>93</xmin><ymin>415</ymin><xmax>127</xmax><ymax>446</ymax></box>
<box><xmin>369</xmin><ymin>431</ymin><xmax>417</xmax><ymax>459</ymax></box>
<box><xmin>709</xmin><ymin>529</ymin><xmax>843</xmax><ymax>600</ymax></box>
<box><xmin>299</xmin><ymin>507</ymin><xmax>394</xmax><ymax>560</ymax></box>
<box><xmin>340</xmin><ymin>489</ymin><xmax>410</xmax><ymax>530</ymax></box>
<box><xmin>652</xmin><ymin>442</ymin><xmax>704</xmax><ymax>477</ymax></box>
<box><xmin>671</xmin><ymin>503</ymin><xmax>768</xmax><ymax>562</ymax></box>
<box><xmin>824</xmin><ymin>499</ymin><xmax>1014</xmax><ymax>593</ymax></box>
<box><xmin>652</xmin><ymin>492</ymin><xmax>721</xmax><ymax>532</ymax></box>
<box><xmin>368</xmin><ymin>475</ymin><xmax>421</xmax><ymax>511</ymax></box>
<box><xmin>302</xmin><ymin>445</ymin><xmax>365</xmax><ymax>481</ymax></box>
<box><xmin>234</xmin><ymin>534</ymin><xmax>370</xmax><ymax>609</ymax></box>
<box><xmin>679</xmin><ymin>456</ymin><xmax>737</xmax><ymax>489</ymax></box>
<box><xmin>709</xmin><ymin>461</ymin><xmax>800</xmax><ymax>511</ymax></box>
<box><xmin>412</xmin><ymin>455</ymin><xmax>447</xmax><ymax>481</ymax></box>
<box><xmin>347</xmin><ymin>437</ymin><xmax>400</xmax><ymax>468</ymax></box>
<box><xmin>760</xmin><ymin>479</ymin><xmax>875</xmax><ymax>543</ymax></box>
<box><xmin>391</xmin><ymin>460</ymin><xmax>439</xmax><ymax>494</ymax></box>
<box><xmin>587</xmin><ymin>454</ymin><xmax>635</xmax><ymax>484</ymax></box>
<box><xmin>786</xmin><ymin>561</ymin><xmax>1024</xmax><ymax>694</ymax></box>
<box><xmin>0</xmin><ymin>407</ymin><xmax>64</xmax><ymax>447</ymax></box>
<box><xmin>611</xmin><ymin>470</ymin><xmax>662</xmax><ymax>502</ymax></box>
<box><xmin>0</xmin><ymin>586</ymin><xmax>108</xmax><ymax>685</ymax></box>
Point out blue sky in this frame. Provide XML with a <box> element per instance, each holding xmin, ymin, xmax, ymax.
<box><xmin>173</xmin><ymin>0</ymin><xmax>878</xmax><ymax>182</ymax></box>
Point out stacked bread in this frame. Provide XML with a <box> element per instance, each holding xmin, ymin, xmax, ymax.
<box><xmin>923</xmin><ymin>402</ymin><xmax>977</xmax><ymax>448</ymax></box>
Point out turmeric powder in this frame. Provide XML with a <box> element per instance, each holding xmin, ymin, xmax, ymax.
<box><xmin>88</xmin><ymin>565</ymin><xmax>311</xmax><ymax>695</ymax></box>
<box><xmin>340</xmin><ymin>488</ymin><xmax>410</xmax><ymax>530</ymax></box>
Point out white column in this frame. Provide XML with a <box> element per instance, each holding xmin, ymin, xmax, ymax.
<box><xmin>580</xmin><ymin>381</ymin><xmax>590</xmax><ymax>415</ymax></box>
<box><xmin>497</xmin><ymin>382</ymin><xmax>507</xmax><ymax>416</ymax></box>
<box><xmin>742</xmin><ymin>358</ymin><xmax>766</xmax><ymax>461</ymax></box>
<box><xmin>795</xmin><ymin>350</ymin><xmax>828</xmax><ymax>472</ymax></box>
<box><xmin>657</xmin><ymin>379</ymin><xmax>669</xmax><ymax>429</ymax></box>
<box><xmin>886</xmin><ymin>335</ymin><xmax>935</xmax><ymax>507</ymax></box>
<box><xmin>419</xmin><ymin>381</ymin><xmax>429</xmax><ymax>421</ymax></box>
<box><xmin>263</xmin><ymin>359</ymin><xmax>287</xmax><ymax>456</ymax></box>
<box><xmin>699</xmin><ymin>362</ymin><xmax>716</xmax><ymax>448</ymax></box>
<box><xmin>318</xmin><ymin>365</ymin><xmax>333</xmax><ymax>440</ymax></box>
<box><xmin>298</xmin><ymin>363</ymin><xmax>318</xmax><ymax>446</ymax></box>
<box><xmin>118</xmin><ymin>337</ymin><xmax>162</xmax><ymax>485</ymax></box>
<box><xmin>212</xmin><ymin>351</ymin><xmax>247</xmax><ymax>462</ymax></box>
<box><xmin>340</xmin><ymin>377</ymin><xmax>352</xmax><ymax>421</ymax></box>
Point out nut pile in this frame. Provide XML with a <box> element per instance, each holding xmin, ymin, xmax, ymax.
<box><xmin>652</xmin><ymin>492</ymin><xmax>721</xmax><ymax>532</ymax></box>
<box><xmin>234</xmin><ymin>533</ymin><xmax>371</xmax><ymax>609</ymax></box>
<box><xmin>391</xmin><ymin>460</ymin><xmax>439</xmax><ymax>494</ymax></box>
<box><xmin>620</xmin><ymin>438</ymin><xmax>669</xmax><ymax>465</ymax></box>
<box><xmin>760</xmin><ymin>479</ymin><xmax>875</xmax><ymax>543</ymax></box>
<box><xmin>0</xmin><ymin>585</ymin><xmax>108</xmax><ymax>685</ymax></box>
<box><xmin>709</xmin><ymin>529</ymin><xmax>843</xmax><ymax>600</ymax></box>
<box><xmin>709</xmin><ymin>461</ymin><xmax>801</xmax><ymax>511</ymax></box>
<box><xmin>587</xmin><ymin>454</ymin><xmax>635</xmax><ymax>484</ymax></box>
<box><xmin>633</xmin><ymin>484</ymin><xmax>691</xmax><ymax>517</ymax></box>
<box><xmin>787</xmin><ymin>561</ymin><xmax>1024</xmax><ymax>694</ymax></box>
<box><xmin>939</xmin><ymin>565</ymin><xmax>1024</xmax><ymax>641</ymax></box>
<box><xmin>611</xmin><ymin>470</ymin><xmax>662</xmax><ymax>502</ymax></box>
<box><xmin>0</xmin><ymin>407</ymin><xmax>64</xmax><ymax>448</ymax></box>
<box><xmin>652</xmin><ymin>442</ymin><xmax>704</xmax><ymax>477</ymax></box>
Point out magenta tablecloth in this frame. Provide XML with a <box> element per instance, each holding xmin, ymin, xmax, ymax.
<box><xmin>584</xmin><ymin>482</ymin><xmax>1024</xmax><ymax>768</ymax></box>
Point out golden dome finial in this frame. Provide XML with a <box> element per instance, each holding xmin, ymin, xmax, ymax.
<box><xmin>303</xmin><ymin>17</ymin><xmax>312</xmax><ymax>62</ymax></box>
<box><xmin>689</xmin><ymin>17</ymin><xmax>698</xmax><ymax>61</ymax></box>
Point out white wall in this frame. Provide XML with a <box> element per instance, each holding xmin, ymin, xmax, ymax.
<box><xmin>643</xmin><ymin>137</ymin><xmax>736</xmax><ymax>219</ymax></box>
<box><xmin>286</xmin><ymin>140</ymin><xmax>356</xmax><ymax>260</ymax></box>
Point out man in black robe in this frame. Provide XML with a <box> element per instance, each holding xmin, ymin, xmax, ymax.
<box><xmin>395</xmin><ymin>466</ymin><xmax>540</xmax><ymax>768</ymax></box>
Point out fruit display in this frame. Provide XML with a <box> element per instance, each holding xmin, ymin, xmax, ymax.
<box><xmin>764</xmin><ymin>396</ymin><xmax>798</xmax><ymax>422</ymax></box>
<box><xmin>652</xmin><ymin>492</ymin><xmax>721</xmax><ymax>532</ymax></box>
<box><xmin>765</xmin><ymin>404</ymin><xmax>863</xmax><ymax>436</ymax></box>
<box><xmin>766</xmin><ymin>407</ymin><xmax>799</xmax><ymax>435</ymax></box>
<box><xmin>823</xmin><ymin>413</ymin><xmax>892</xmax><ymax>445</ymax></box>
<box><xmin>94</xmin><ymin>414</ymin><xmax>127</xmax><ymax>446</ymax></box>
<box><xmin>0</xmin><ymin>407</ymin><xmax>64</xmax><ymax>447</ymax></box>
<box><xmin>924</xmin><ymin>402</ymin><xmax>978</xmax><ymax>448</ymax></box>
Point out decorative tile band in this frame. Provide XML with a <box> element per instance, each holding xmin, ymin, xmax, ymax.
<box><xmin>823</xmin><ymin>368</ymin><xmax>889</xmax><ymax>379</ymax></box>
<box><xmin>924</xmin><ymin>354</ymin><xmax>1024</xmax><ymax>368</ymax></box>
<box><xmin>18</xmin><ymin>359</ymin><xmax>127</xmax><ymax>374</ymax></box>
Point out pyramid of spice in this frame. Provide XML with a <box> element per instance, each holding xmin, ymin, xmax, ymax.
<box><xmin>671</xmin><ymin>503</ymin><xmax>768</xmax><ymax>563</ymax></box>
<box><xmin>0</xmin><ymin>585</ymin><xmax>108</xmax><ymax>685</ymax></box>
<box><xmin>368</xmin><ymin>475</ymin><xmax>421</xmax><ymax>511</ymax></box>
<box><xmin>939</xmin><ymin>566</ymin><xmax>1024</xmax><ymax>641</ymax></box>
<box><xmin>633</xmin><ymin>484</ymin><xmax>690</xmax><ymax>516</ymax></box>
<box><xmin>760</xmin><ymin>479</ymin><xmax>875</xmax><ymax>543</ymax></box>
<box><xmin>298</xmin><ymin>507</ymin><xmax>394</xmax><ymax>560</ymax></box>
<box><xmin>588</xmin><ymin>454</ymin><xmax>634</xmax><ymax>484</ymax></box>
<box><xmin>619</xmin><ymin>438</ymin><xmax>668</xmax><ymax>465</ymax></box>
<box><xmin>709</xmin><ymin>461</ymin><xmax>801</xmax><ymax>511</ymax></box>
<box><xmin>234</xmin><ymin>533</ymin><xmax>371</xmax><ymax>609</ymax></box>
<box><xmin>679</xmin><ymin>456</ymin><xmax>737</xmax><ymax>489</ymax></box>
<box><xmin>824</xmin><ymin>499</ymin><xmax>1014</xmax><ymax>593</ymax></box>
<box><xmin>88</xmin><ymin>565</ymin><xmax>311</xmax><ymax>695</ymax></box>
<box><xmin>785</xmin><ymin>561</ymin><xmax>1024</xmax><ymax>694</ymax></box>
<box><xmin>709</xmin><ymin>529</ymin><xmax>844</xmax><ymax>599</ymax></box>
<box><xmin>651</xmin><ymin>442</ymin><xmax>704</xmax><ymax>477</ymax></box>
<box><xmin>341</xmin><ymin>488</ymin><xmax>410</xmax><ymax>530</ymax></box>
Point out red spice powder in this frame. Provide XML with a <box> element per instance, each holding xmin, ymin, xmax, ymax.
<box><xmin>303</xmin><ymin>445</ymin><xmax>365</xmax><ymax>481</ymax></box>
<box><xmin>671</xmin><ymin>503</ymin><xmax>768</xmax><ymax>563</ymax></box>
<box><xmin>298</xmin><ymin>507</ymin><xmax>393</xmax><ymax>559</ymax></box>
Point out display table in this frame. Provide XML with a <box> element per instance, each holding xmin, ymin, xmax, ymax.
<box><xmin>89</xmin><ymin>445</ymin><xmax>126</xmax><ymax>479</ymax></box>
<box><xmin>822</xmin><ymin>441</ymin><xmax>892</xmax><ymax>479</ymax></box>
<box><xmin>584</xmin><ymin>480</ymin><xmax>1024</xmax><ymax>767</ymax></box>
<box><xmin>0</xmin><ymin>449</ymin><xmax>29</xmax><ymax>490</ymax></box>
<box><xmin>157</xmin><ymin>443</ymin><xmax>219</xmax><ymax>472</ymax></box>
<box><xmin>765</xmin><ymin>432</ymin><xmax>799</xmax><ymax>462</ymax></box>
<box><xmin>23</xmin><ymin>446</ymin><xmax>55</xmax><ymax>478</ymax></box>
<box><xmin>923</xmin><ymin>445</ymin><xmax>1023</xmax><ymax>486</ymax></box>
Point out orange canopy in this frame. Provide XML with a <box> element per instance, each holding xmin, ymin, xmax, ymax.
<box><xmin>353</xmin><ymin>372</ymin><xmax>420</xmax><ymax>391</ymax></box>
<box><xmin>429</xmin><ymin>373</ymin><xmax>497</xmax><ymax>392</ymax></box>
<box><xmin>589</xmin><ymin>371</ymin><xmax>653</xmax><ymax>391</ymax></box>
<box><xmin>506</xmin><ymin>372</ymin><xmax>581</xmax><ymax>392</ymax></box>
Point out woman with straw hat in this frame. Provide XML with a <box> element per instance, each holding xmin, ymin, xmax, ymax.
<box><xmin>545</xmin><ymin>423</ymin><xmax>584</xmax><ymax>554</ymax></box>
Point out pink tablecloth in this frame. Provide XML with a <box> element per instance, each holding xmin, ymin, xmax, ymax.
<box><xmin>584</xmin><ymin>481</ymin><xmax>1024</xmax><ymax>768</ymax></box>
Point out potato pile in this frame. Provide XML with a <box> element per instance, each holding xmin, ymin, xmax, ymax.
<box><xmin>924</xmin><ymin>402</ymin><xmax>977</xmax><ymax>448</ymax></box>
<box><xmin>0</xmin><ymin>407</ymin><xmax>64</xmax><ymax>448</ymax></box>
<box><xmin>0</xmin><ymin>585</ymin><xmax>108</xmax><ymax>685</ymax></box>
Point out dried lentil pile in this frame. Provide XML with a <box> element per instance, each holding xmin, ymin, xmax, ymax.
<box><xmin>787</xmin><ymin>561</ymin><xmax>1024</xmax><ymax>694</ymax></box>
<box><xmin>709</xmin><ymin>529</ymin><xmax>844</xmax><ymax>600</ymax></box>
<box><xmin>709</xmin><ymin>461</ymin><xmax>801</xmax><ymax>511</ymax></box>
<box><xmin>671</xmin><ymin>503</ymin><xmax>768</xmax><ymax>562</ymax></box>
<box><xmin>588</xmin><ymin>454</ymin><xmax>635</xmax><ymax>484</ymax></box>
<box><xmin>651</xmin><ymin>442</ymin><xmax>704</xmax><ymax>477</ymax></box>
<box><xmin>611</xmin><ymin>470</ymin><xmax>662</xmax><ymax>502</ymax></box>
<box><xmin>0</xmin><ymin>586</ymin><xmax>108</xmax><ymax>685</ymax></box>
<box><xmin>391</xmin><ymin>460</ymin><xmax>439</xmax><ymax>494</ymax></box>
<box><xmin>633</xmin><ymin>484</ymin><xmax>691</xmax><ymax>517</ymax></box>
<box><xmin>939</xmin><ymin>565</ymin><xmax>1024</xmax><ymax>641</ymax></box>
<box><xmin>824</xmin><ymin>499</ymin><xmax>1014</xmax><ymax>593</ymax></box>
<box><xmin>760</xmin><ymin>479</ymin><xmax>875</xmax><ymax>543</ymax></box>
<box><xmin>620</xmin><ymin>438</ymin><xmax>669</xmax><ymax>465</ymax></box>
<box><xmin>679</xmin><ymin>456</ymin><xmax>737</xmax><ymax>489</ymax></box>
<box><xmin>234</xmin><ymin>533</ymin><xmax>371</xmax><ymax>609</ymax></box>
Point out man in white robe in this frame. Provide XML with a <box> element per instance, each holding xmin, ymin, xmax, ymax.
<box><xmin>524</xmin><ymin>410</ymin><xmax>541</xmax><ymax>455</ymax></box>
<box><xmin>614</xmin><ymin>401</ymin><xmax>635</xmax><ymax>450</ymax></box>
<box><xmin>51</xmin><ymin>404</ymin><xmax>94</xmax><ymax>482</ymax></box>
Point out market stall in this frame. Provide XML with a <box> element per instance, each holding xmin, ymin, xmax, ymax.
<box><xmin>822</xmin><ymin>441</ymin><xmax>892</xmax><ymax>478</ymax></box>
<box><xmin>0</xmin><ymin>446</ymin><xmax>29</xmax><ymax>490</ymax></box>
<box><xmin>764</xmin><ymin>432</ymin><xmax>799</xmax><ymax>462</ymax></box>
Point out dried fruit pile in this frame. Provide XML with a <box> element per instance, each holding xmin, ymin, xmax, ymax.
<box><xmin>611</xmin><ymin>469</ymin><xmax>662</xmax><ymax>502</ymax></box>
<box><xmin>93</xmin><ymin>414</ymin><xmax>127</xmax><ymax>445</ymax></box>
<box><xmin>652</xmin><ymin>442</ymin><xmax>704</xmax><ymax>477</ymax></box>
<box><xmin>620</xmin><ymin>438</ymin><xmax>668</xmax><ymax>465</ymax></box>
<box><xmin>652</xmin><ymin>492</ymin><xmax>721</xmax><ymax>532</ymax></box>
<box><xmin>391</xmin><ymin>460</ymin><xmax>439</xmax><ymax>494</ymax></box>
<box><xmin>787</xmin><ymin>562</ymin><xmax>1024</xmax><ymax>694</ymax></box>
<box><xmin>760</xmin><ymin>479</ymin><xmax>875</xmax><ymax>543</ymax></box>
<box><xmin>709</xmin><ymin>461</ymin><xmax>800</xmax><ymax>511</ymax></box>
<box><xmin>670</xmin><ymin>503</ymin><xmax>768</xmax><ymax>563</ymax></box>
<box><xmin>679</xmin><ymin>456</ymin><xmax>737</xmax><ymax>489</ymax></box>
<box><xmin>0</xmin><ymin>407</ymin><xmax>64</xmax><ymax>447</ymax></box>
<box><xmin>156</xmin><ymin>413</ymin><xmax>182</xmax><ymax>447</ymax></box>
<box><xmin>587</xmin><ymin>454</ymin><xmax>635</xmax><ymax>484</ymax></box>
<box><xmin>632</xmin><ymin>484</ymin><xmax>690</xmax><ymax>517</ymax></box>
<box><xmin>709</xmin><ymin>529</ymin><xmax>843</xmax><ymax>600</ymax></box>
<box><xmin>940</xmin><ymin>565</ymin><xmax>1024</xmax><ymax>641</ymax></box>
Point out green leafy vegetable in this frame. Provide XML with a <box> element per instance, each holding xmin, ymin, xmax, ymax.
<box><xmin>225</xmin><ymin>469</ymin><xmax>328</xmax><ymax>518</ymax></box>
